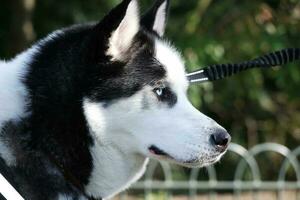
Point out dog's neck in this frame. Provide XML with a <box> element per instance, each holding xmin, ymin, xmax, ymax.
<box><xmin>82</xmin><ymin>99</ymin><xmax>149</xmax><ymax>199</ymax></box>
<box><xmin>85</xmin><ymin>139</ymin><xmax>149</xmax><ymax>199</ymax></box>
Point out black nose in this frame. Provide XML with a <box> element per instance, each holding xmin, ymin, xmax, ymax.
<box><xmin>210</xmin><ymin>129</ymin><xmax>231</xmax><ymax>151</ymax></box>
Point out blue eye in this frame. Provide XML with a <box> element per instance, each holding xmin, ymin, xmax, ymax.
<box><xmin>154</xmin><ymin>87</ymin><xmax>164</xmax><ymax>96</ymax></box>
<box><xmin>153</xmin><ymin>86</ymin><xmax>178</xmax><ymax>106</ymax></box>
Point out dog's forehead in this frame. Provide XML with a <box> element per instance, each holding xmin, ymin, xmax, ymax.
<box><xmin>154</xmin><ymin>39</ymin><xmax>188</xmax><ymax>91</ymax></box>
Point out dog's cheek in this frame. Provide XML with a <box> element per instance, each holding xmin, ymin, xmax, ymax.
<box><xmin>140</xmin><ymin>90</ymin><xmax>156</xmax><ymax>110</ymax></box>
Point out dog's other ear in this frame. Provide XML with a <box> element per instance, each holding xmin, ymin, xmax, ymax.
<box><xmin>141</xmin><ymin>0</ymin><xmax>169</xmax><ymax>37</ymax></box>
<box><xmin>105</xmin><ymin>0</ymin><xmax>140</xmax><ymax>61</ymax></box>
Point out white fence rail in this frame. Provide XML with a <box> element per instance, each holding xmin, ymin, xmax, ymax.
<box><xmin>118</xmin><ymin>143</ymin><xmax>300</xmax><ymax>200</ymax></box>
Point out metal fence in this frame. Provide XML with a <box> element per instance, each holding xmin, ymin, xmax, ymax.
<box><xmin>117</xmin><ymin>143</ymin><xmax>300</xmax><ymax>200</ymax></box>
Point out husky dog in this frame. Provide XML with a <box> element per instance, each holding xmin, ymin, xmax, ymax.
<box><xmin>0</xmin><ymin>0</ymin><xmax>231</xmax><ymax>199</ymax></box>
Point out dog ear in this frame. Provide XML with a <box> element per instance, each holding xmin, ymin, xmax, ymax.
<box><xmin>88</xmin><ymin>0</ymin><xmax>140</xmax><ymax>62</ymax></box>
<box><xmin>141</xmin><ymin>0</ymin><xmax>169</xmax><ymax>37</ymax></box>
<box><xmin>105</xmin><ymin>0</ymin><xmax>140</xmax><ymax>61</ymax></box>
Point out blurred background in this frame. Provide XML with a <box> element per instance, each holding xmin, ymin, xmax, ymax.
<box><xmin>1</xmin><ymin>0</ymin><xmax>300</xmax><ymax>199</ymax></box>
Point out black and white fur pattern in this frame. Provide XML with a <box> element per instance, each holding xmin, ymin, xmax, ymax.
<box><xmin>0</xmin><ymin>0</ymin><xmax>230</xmax><ymax>199</ymax></box>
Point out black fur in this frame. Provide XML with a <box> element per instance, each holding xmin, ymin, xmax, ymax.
<box><xmin>0</xmin><ymin>0</ymin><xmax>176</xmax><ymax>199</ymax></box>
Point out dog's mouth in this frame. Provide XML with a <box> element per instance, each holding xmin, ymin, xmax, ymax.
<box><xmin>148</xmin><ymin>145</ymin><xmax>225</xmax><ymax>167</ymax></box>
<box><xmin>149</xmin><ymin>145</ymin><xmax>172</xmax><ymax>158</ymax></box>
<box><xmin>148</xmin><ymin>145</ymin><xmax>200</xmax><ymax>166</ymax></box>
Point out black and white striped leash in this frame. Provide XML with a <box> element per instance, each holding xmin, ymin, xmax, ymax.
<box><xmin>187</xmin><ymin>48</ymin><xmax>300</xmax><ymax>83</ymax></box>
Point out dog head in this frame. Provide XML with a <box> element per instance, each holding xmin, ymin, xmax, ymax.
<box><xmin>82</xmin><ymin>0</ymin><xmax>231</xmax><ymax>168</ymax></box>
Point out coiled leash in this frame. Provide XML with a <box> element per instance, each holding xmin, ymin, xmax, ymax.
<box><xmin>187</xmin><ymin>48</ymin><xmax>300</xmax><ymax>83</ymax></box>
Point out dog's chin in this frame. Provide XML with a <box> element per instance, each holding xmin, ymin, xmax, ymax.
<box><xmin>148</xmin><ymin>145</ymin><xmax>226</xmax><ymax>168</ymax></box>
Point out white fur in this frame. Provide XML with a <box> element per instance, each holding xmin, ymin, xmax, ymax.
<box><xmin>85</xmin><ymin>141</ymin><xmax>148</xmax><ymax>199</ymax></box>
<box><xmin>154</xmin><ymin>39</ymin><xmax>188</xmax><ymax>92</ymax></box>
<box><xmin>83</xmin><ymin>99</ymin><xmax>107</xmax><ymax>143</ymax></box>
<box><xmin>83</xmin><ymin>97</ymin><xmax>149</xmax><ymax>199</ymax></box>
<box><xmin>153</xmin><ymin>1</ymin><xmax>168</xmax><ymax>36</ymax></box>
<box><xmin>106</xmin><ymin>0</ymin><xmax>139</xmax><ymax>61</ymax></box>
<box><xmin>0</xmin><ymin>57</ymin><xmax>29</xmax><ymax>128</ymax></box>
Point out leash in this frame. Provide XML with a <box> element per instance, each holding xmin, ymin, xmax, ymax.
<box><xmin>0</xmin><ymin>173</ymin><xmax>24</xmax><ymax>200</ymax></box>
<box><xmin>0</xmin><ymin>158</ymin><xmax>24</xmax><ymax>200</ymax></box>
<box><xmin>187</xmin><ymin>48</ymin><xmax>300</xmax><ymax>83</ymax></box>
